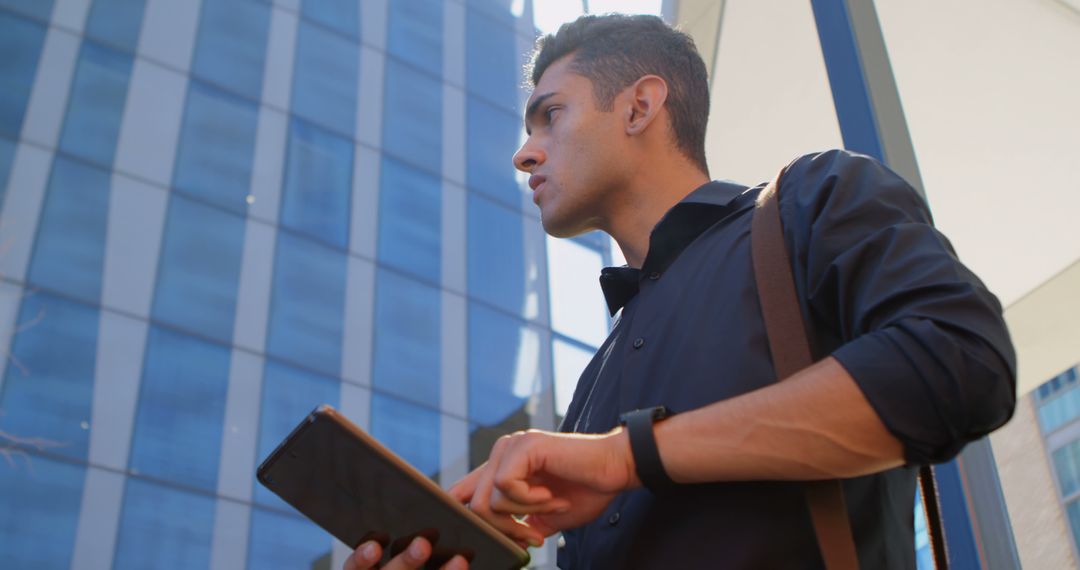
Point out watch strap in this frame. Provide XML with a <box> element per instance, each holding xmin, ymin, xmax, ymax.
<box><xmin>620</xmin><ymin>406</ymin><xmax>676</xmax><ymax>492</ymax></box>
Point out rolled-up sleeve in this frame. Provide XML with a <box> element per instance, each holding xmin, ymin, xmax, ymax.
<box><xmin>780</xmin><ymin>150</ymin><xmax>1017</xmax><ymax>465</ymax></box>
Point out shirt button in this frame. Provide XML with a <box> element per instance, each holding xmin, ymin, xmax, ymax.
<box><xmin>648</xmin><ymin>271</ymin><xmax>661</xmax><ymax>280</ymax></box>
<box><xmin>633</xmin><ymin>338</ymin><xmax>645</xmax><ymax>349</ymax></box>
<box><xmin>608</xmin><ymin>512</ymin><xmax>621</xmax><ymax>526</ymax></box>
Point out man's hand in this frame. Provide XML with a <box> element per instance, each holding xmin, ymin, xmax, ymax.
<box><xmin>448</xmin><ymin>429</ymin><xmax>640</xmax><ymax>545</ymax></box>
<box><xmin>343</xmin><ymin>537</ymin><xmax>469</xmax><ymax>570</ymax></box>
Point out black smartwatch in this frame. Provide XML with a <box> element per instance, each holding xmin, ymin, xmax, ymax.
<box><xmin>618</xmin><ymin>406</ymin><xmax>676</xmax><ymax>492</ymax></box>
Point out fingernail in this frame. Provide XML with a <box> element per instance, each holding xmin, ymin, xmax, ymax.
<box><xmin>409</xmin><ymin>537</ymin><xmax>426</xmax><ymax>559</ymax></box>
<box><xmin>361</xmin><ymin>542</ymin><xmax>378</xmax><ymax>561</ymax></box>
<box><xmin>527</xmin><ymin>537</ymin><xmax>543</xmax><ymax>548</ymax></box>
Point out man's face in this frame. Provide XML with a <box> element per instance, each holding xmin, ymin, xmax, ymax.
<box><xmin>514</xmin><ymin>56</ymin><xmax>628</xmax><ymax>237</ymax></box>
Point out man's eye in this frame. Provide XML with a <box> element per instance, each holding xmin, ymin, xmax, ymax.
<box><xmin>545</xmin><ymin>107</ymin><xmax>558</xmax><ymax>121</ymax></box>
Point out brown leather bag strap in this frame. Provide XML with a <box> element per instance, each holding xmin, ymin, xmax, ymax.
<box><xmin>751</xmin><ymin>171</ymin><xmax>860</xmax><ymax>570</ymax></box>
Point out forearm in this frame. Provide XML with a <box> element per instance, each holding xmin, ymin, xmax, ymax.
<box><xmin>647</xmin><ymin>357</ymin><xmax>904</xmax><ymax>484</ymax></box>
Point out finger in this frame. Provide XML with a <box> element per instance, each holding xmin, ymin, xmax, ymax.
<box><xmin>489</xmin><ymin>488</ymin><xmax>570</xmax><ymax>515</ymax></box>
<box><xmin>468</xmin><ymin>441</ymin><xmax>545</xmax><ymax>546</ymax></box>
<box><xmin>448</xmin><ymin>463</ymin><xmax>485</xmax><ymax>504</ymax></box>
<box><xmin>441</xmin><ymin>555</ymin><xmax>470</xmax><ymax>570</ymax></box>
<box><xmin>522</xmin><ymin>514</ymin><xmax>561</xmax><ymax>537</ymax></box>
<box><xmin>383</xmin><ymin>537</ymin><xmax>432</xmax><ymax>570</ymax></box>
<box><xmin>344</xmin><ymin>541</ymin><xmax>382</xmax><ymax>570</ymax></box>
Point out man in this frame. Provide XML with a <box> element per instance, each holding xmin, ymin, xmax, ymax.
<box><xmin>346</xmin><ymin>14</ymin><xmax>1015</xmax><ymax>570</ymax></box>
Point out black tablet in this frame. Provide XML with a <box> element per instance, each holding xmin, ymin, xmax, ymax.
<box><xmin>256</xmin><ymin>405</ymin><xmax>530</xmax><ymax>570</ymax></box>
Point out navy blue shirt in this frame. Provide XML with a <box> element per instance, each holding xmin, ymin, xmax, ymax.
<box><xmin>557</xmin><ymin>150</ymin><xmax>1016</xmax><ymax>569</ymax></box>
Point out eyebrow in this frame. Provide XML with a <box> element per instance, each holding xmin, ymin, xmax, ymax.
<box><xmin>524</xmin><ymin>92</ymin><xmax>557</xmax><ymax>135</ymax></box>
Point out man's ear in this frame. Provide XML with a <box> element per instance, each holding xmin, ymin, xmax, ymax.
<box><xmin>624</xmin><ymin>75</ymin><xmax>669</xmax><ymax>136</ymax></box>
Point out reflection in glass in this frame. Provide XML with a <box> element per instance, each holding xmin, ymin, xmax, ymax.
<box><xmin>128</xmin><ymin>327</ymin><xmax>230</xmax><ymax>491</ymax></box>
<box><xmin>387</xmin><ymin>0</ymin><xmax>443</xmax><ymax>76</ymax></box>
<box><xmin>191</xmin><ymin>0</ymin><xmax>270</xmax><ymax>101</ymax></box>
<box><xmin>300</xmin><ymin>0</ymin><xmax>359</xmax><ymax>39</ymax></box>
<box><xmin>377</xmin><ymin>156</ymin><xmax>441</xmax><ymax>282</ymax></box>
<box><xmin>465</xmin><ymin>97</ymin><xmax>523</xmax><ymax>207</ymax></box>
<box><xmin>0</xmin><ymin>292</ymin><xmax>98</xmax><ymax>461</ymax></box>
<box><xmin>248</xmin><ymin>507</ymin><xmax>332</xmax><ymax>570</ymax></box>
<box><xmin>1068</xmin><ymin>501</ymin><xmax>1080</xmax><ymax>558</ymax></box>
<box><xmin>173</xmin><ymin>80</ymin><xmax>261</xmax><ymax>214</ymax></box>
<box><xmin>113</xmin><ymin>478</ymin><xmax>215</xmax><ymax>569</ymax></box>
<box><xmin>467</xmin><ymin>194</ymin><xmax>530</xmax><ymax>318</ymax></box>
<box><xmin>547</xmin><ymin>236</ymin><xmax>609</xmax><ymax>347</ymax></box>
<box><xmin>465</xmin><ymin>6</ymin><xmax>520</xmax><ymax>112</ymax></box>
<box><xmin>292</xmin><ymin>20</ymin><xmax>358</xmax><ymax>137</ymax></box>
<box><xmin>0</xmin><ymin>0</ymin><xmax>53</xmax><ymax>23</ymax></box>
<box><xmin>551</xmin><ymin>337</ymin><xmax>593</xmax><ymax>420</ymax></box>
<box><xmin>280</xmin><ymin>118</ymin><xmax>353</xmax><ymax>248</ymax></box>
<box><xmin>26</xmin><ymin>157</ymin><xmax>110</xmax><ymax>303</ymax></box>
<box><xmin>152</xmin><ymin>193</ymin><xmax>246</xmax><ymax>343</ymax></box>
<box><xmin>382</xmin><ymin>58</ymin><xmax>442</xmax><ymax>172</ymax></box>
<box><xmin>265</xmin><ymin>232</ymin><xmax>347</xmax><ymax>376</ymax></box>
<box><xmin>254</xmin><ymin>359</ymin><xmax>340</xmax><ymax>507</ymax></box>
<box><xmin>57</xmin><ymin>41</ymin><xmax>133</xmax><ymax>167</ymax></box>
<box><xmin>467</xmin><ymin>302</ymin><xmax>539</xmax><ymax>427</ymax></box>
<box><xmin>372</xmin><ymin>269</ymin><xmax>441</xmax><ymax>406</ymax></box>
<box><xmin>371</xmin><ymin>394</ymin><xmax>441</xmax><ymax>478</ymax></box>
<box><xmin>84</xmin><ymin>0</ymin><xmax>147</xmax><ymax>53</ymax></box>
<box><xmin>0</xmin><ymin>11</ymin><xmax>46</xmax><ymax>138</ymax></box>
<box><xmin>0</xmin><ymin>455</ymin><xmax>84</xmax><ymax>568</ymax></box>
<box><xmin>1054</xmin><ymin>441</ymin><xmax>1080</xmax><ymax>499</ymax></box>
<box><xmin>0</xmin><ymin>136</ymin><xmax>13</xmax><ymax>210</ymax></box>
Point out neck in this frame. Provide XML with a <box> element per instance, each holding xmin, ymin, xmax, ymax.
<box><xmin>604</xmin><ymin>159</ymin><xmax>709</xmax><ymax>268</ymax></box>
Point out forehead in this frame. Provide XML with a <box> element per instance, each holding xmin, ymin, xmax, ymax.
<box><xmin>526</xmin><ymin>56</ymin><xmax>592</xmax><ymax>107</ymax></box>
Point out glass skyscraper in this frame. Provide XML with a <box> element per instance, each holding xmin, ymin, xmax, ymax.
<box><xmin>0</xmin><ymin>0</ymin><xmax>613</xmax><ymax>568</ymax></box>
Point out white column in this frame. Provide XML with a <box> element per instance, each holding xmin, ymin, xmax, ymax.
<box><xmin>70</xmin><ymin>467</ymin><xmax>126</xmax><ymax>570</ymax></box>
<box><xmin>360</xmin><ymin>0</ymin><xmax>388</xmax><ymax>53</ymax></box>
<box><xmin>341</xmin><ymin>255</ymin><xmax>376</xmax><ymax>387</ymax></box>
<box><xmin>99</xmin><ymin>174</ymin><xmax>168</xmax><ymax>318</ymax></box>
<box><xmin>443</xmin><ymin>0</ymin><xmax>466</xmax><ymax>188</ymax></box>
<box><xmin>136</xmin><ymin>0</ymin><xmax>202</xmax><ymax>72</ymax></box>
<box><xmin>113</xmin><ymin>60</ymin><xmax>188</xmax><ymax>188</ymax></box>
<box><xmin>0</xmin><ymin>282</ymin><xmax>24</xmax><ymax>396</ymax></box>
<box><xmin>209</xmin><ymin>500</ymin><xmax>253</xmax><ymax>570</ymax></box>
<box><xmin>356</xmin><ymin>45</ymin><xmax>386</xmax><ymax>151</ymax></box>
<box><xmin>262</xmin><ymin>5</ymin><xmax>298</xmax><ymax>113</ymax></box>
<box><xmin>233</xmin><ymin>210</ymin><xmax>278</xmax><ymax>355</ymax></box>
<box><xmin>20</xmin><ymin>26</ymin><xmax>79</xmax><ymax>149</ymax></box>
<box><xmin>0</xmin><ymin>143</ymin><xmax>52</xmax><ymax>283</ymax></box>
<box><xmin>51</xmin><ymin>0</ymin><xmax>92</xmax><ymax>34</ymax></box>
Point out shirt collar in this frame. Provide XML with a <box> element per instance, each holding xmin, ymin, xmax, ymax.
<box><xmin>599</xmin><ymin>180</ymin><xmax>749</xmax><ymax>316</ymax></box>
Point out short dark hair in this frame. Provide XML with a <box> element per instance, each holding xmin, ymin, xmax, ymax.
<box><xmin>528</xmin><ymin>14</ymin><xmax>710</xmax><ymax>175</ymax></box>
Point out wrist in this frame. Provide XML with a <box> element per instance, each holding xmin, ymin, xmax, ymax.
<box><xmin>609</xmin><ymin>426</ymin><xmax>643</xmax><ymax>490</ymax></box>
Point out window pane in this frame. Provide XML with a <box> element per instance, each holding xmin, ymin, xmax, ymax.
<box><xmin>113</xmin><ymin>479</ymin><xmax>215</xmax><ymax>570</ymax></box>
<box><xmin>465</xmin><ymin>7</ymin><xmax>519</xmax><ymax>112</ymax></box>
<box><xmin>468</xmin><ymin>302</ymin><xmax>539</xmax><ymax>427</ymax></box>
<box><xmin>152</xmin><ymin>193</ymin><xmax>246</xmax><ymax>343</ymax></box>
<box><xmin>127</xmin><ymin>327</ymin><xmax>231</xmax><ymax>491</ymax></box>
<box><xmin>292</xmin><ymin>20</ymin><xmax>358</xmax><ymax>137</ymax></box>
<box><xmin>1039</xmin><ymin>386</ymin><xmax>1080</xmax><ymax>434</ymax></box>
<box><xmin>470</xmin><ymin>416</ymin><xmax>528</xmax><ymax>471</ymax></box>
<box><xmin>265</xmin><ymin>232</ymin><xmax>347</xmax><ymax>376</ymax></box>
<box><xmin>173</xmin><ymin>80</ymin><xmax>261</xmax><ymax>214</ymax></box>
<box><xmin>466</xmin><ymin>96</ymin><xmax>523</xmax><ymax>207</ymax></box>
<box><xmin>552</xmin><ymin>337</ymin><xmax>593</xmax><ymax>419</ymax></box>
<box><xmin>372</xmin><ymin>268</ymin><xmax>440</xmax><ymax>405</ymax></box>
<box><xmin>26</xmin><ymin>157</ymin><xmax>110</xmax><ymax>303</ymax></box>
<box><xmin>300</xmin><ymin>0</ymin><xmax>359</xmax><ymax>39</ymax></box>
<box><xmin>247</xmin><ymin>507</ymin><xmax>332</xmax><ymax>570</ymax></box>
<box><xmin>84</xmin><ymin>0</ymin><xmax>147</xmax><ymax>53</ymax></box>
<box><xmin>382</xmin><ymin>58</ymin><xmax>442</xmax><ymax>171</ymax></box>
<box><xmin>0</xmin><ymin>136</ymin><xmax>13</xmax><ymax>211</ymax></box>
<box><xmin>371</xmin><ymin>394</ymin><xmax>441</xmax><ymax>479</ymax></box>
<box><xmin>191</xmin><ymin>0</ymin><xmax>270</xmax><ymax>100</ymax></box>
<box><xmin>0</xmin><ymin>11</ymin><xmax>47</xmax><ymax>138</ymax></box>
<box><xmin>1067</xmin><ymin>500</ymin><xmax>1080</xmax><ymax>558</ymax></box>
<box><xmin>1054</xmin><ymin>440</ymin><xmax>1080</xmax><ymax>498</ymax></box>
<box><xmin>547</xmin><ymin>236</ymin><xmax>609</xmax><ymax>347</ymax></box>
<box><xmin>57</xmin><ymin>41</ymin><xmax>133</xmax><ymax>167</ymax></box>
<box><xmin>280</xmin><ymin>118</ymin><xmax>353</xmax><ymax>248</ymax></box>
<box><xmin>254</xmin><ymin>359</ymin><xmax>340</xmax><ymax>508</ymax></box>
<box><xmin>377</xmin><ymin>156</ymin><xmax>441</xmax><ymax>281</ymax></box>
<box><xmin>467</xmin><ymin>194</ymin><xmax>535</xmax><ymax>318</ymax></box>
<box><xmin>0</xmin><ymin>292</ymin><xmax>98</xmax><ymax>461</ymax></box>
<box><xmin>0</xmin><ymin>0</ymin><xmax>53</xmax><ymax>22</ymax></box>
<box><xmin>0</xmin><ymin>456</ymin><xmax>85</xmax><ymax>568</ymax></box>
<box><xmin>386</xmin><ymin>0</ymin><xmax>442</xmax><ymax>76</ymax></box>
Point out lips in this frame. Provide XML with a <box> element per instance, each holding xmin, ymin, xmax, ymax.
<box><xmin>528</xmin><ymin>174</ymin><xmax>547</xmax><ymax>191</ymax></box>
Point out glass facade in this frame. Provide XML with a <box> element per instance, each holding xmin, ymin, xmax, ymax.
<box><xmin>0</xmin><ymin>2</ymin><xmax>594</xmax><ymax>568</ymax></box>
<box><xmin>1036</xmin><ymin>365</ymin><xmax>1080</xmax><ymax>555</ymax></box>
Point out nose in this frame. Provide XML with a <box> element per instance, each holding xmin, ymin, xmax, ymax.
<box><xmin>513</xmin><ymin>137</ymin><xmax>545</xmax><ymax>173</ymax></box>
